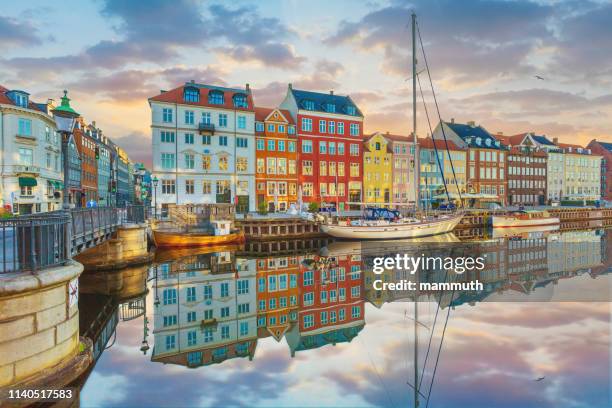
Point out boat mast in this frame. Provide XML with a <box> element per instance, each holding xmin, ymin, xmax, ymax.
<box><xmin>412</xmin><ymin>12</ymin><xmax>420</xmax><ymax>213</ymax></box>
<box><xmin>412</xmin><ymin>13</ymin><xmax>420</xmax><ymax>408</ymax></box>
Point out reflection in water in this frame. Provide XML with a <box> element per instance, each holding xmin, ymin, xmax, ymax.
<box><xmin>78</xmin><ymin>230</ymin><xmax>611</xmax><ymax>408</ymax></box>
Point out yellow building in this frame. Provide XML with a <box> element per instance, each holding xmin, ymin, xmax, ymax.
<box><xmin>363</xmin><ymin>133</ymin><xmax>393</xmax><ymax>205</ymax></box>
<box><xmin>557</xmin><ymin>143</ymin><xmax>601</xmax><ymax>201</ymax></box>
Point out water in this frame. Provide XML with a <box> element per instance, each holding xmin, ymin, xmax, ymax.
<box><xmin>76</xmin><ymin>229</ymin><xmax>611</xmax><ymax>408</ymax></box>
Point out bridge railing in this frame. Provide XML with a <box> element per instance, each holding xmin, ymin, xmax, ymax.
<box><xmin>0</xmin><ymin>212</ymin><xmax>71</xmax><ymax>274</ymax></box>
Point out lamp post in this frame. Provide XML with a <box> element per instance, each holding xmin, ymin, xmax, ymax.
<box><xmin>52</xmin><ymin>90</ymin><xmax>79</xmax><ymax>210</ymax></box>
<box><xmin>152</xmin><ymin>176</ymin><xmax>158</xmax><ymax>219</ymax></box>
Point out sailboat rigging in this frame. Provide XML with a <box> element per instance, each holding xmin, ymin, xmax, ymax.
<box><xmin>320</xmin><ymin>13</ymin><xmax>463</xmax><ymax>240</ymax></box>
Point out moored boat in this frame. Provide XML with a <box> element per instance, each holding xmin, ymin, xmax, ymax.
<box><xmin>491</xmin><ymin>210</ymin><xmax>560</xmax><ymax>228</ymax></box>
<box><xmin>152</xmin><ymin>230</ymin><xmax>244</xmax><ymax>248</ymax></box>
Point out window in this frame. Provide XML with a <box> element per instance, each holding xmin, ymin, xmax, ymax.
<box><xmin>302</xmin><ymin>140</ymin><xmax>313</xmax><ymax>153</ymax></box>
<box><xmin>237</xmin><ymin>116</ymin><xmax>246</xmax><ymax>129</ymax></box>
<box><xmin>202</xmin><ymin>135</ymin><xmax>211</xmax><ymax>145</ymax></box>
<box><xmin>257</xmin><ymin>158</ymin><xmax>265</xmax><ymax>174</ymax></box>
<box><xmin>301</xmin><ymin>118</ymin><xmax>312</xmax><ymax>131</ymax></box>
<box><xmin>184</xmin><ymin>133</ymin><xmax>194</xmax><ymax>144</ymax></box>
<box><xmin>186</xmin><ymin>286</ymin><xmax>196</xmax><ymax>302</ymax></box>
<box><xmin>302</xmin><ymin>160</ymin><xmax>313</xmax><ymax>175</ymax></box>
<box><xmin>219</xmin><ymin>135</ymin><xmax>228</xmax><ymax>146</ymax></box>
<box><xmin>350</xmin><ymin>144</ymin><xmax>359</xmax><ymax>156</ymax></box>
<box><xmin>219</xmin><ymin>282</ymin><xmax>229</xmax><ymax>298</ymax></box>
<box><xmin>303</xmin><ymin>182</ymin><xmax>313</xmax><ymax>196</ymax></box>
<box><xmin>304</xmin><ymin>292</ymin><xmax>314</xmax><ymax>306</ymax></box>
<box><xmin>201</xmin><ymin>112</ymin><xmax>211</xmax><ymax>125</ymax></box>
<box><xmin>267</xmin><ymin>123</ymin><xmax>275</xmax><ymax>133</ymax></box>
<box><xmin>18</xmin><ymin>148</ymin><xmax>33</xmax><ymax>165</ymax></box>
<box><xmin>217</xmin><ymin>114</ymin><xmax>228</xmax><ymax>128</ymax></box>
<box><xmin>165</xmin><ymin>335</ymin><xmax>176</xmax><ymax>350</ymax></box>
<box><xmin>11</xmin><ymin>92</ymin><xmax>28</xmax><ymax>107</ymax></box>
<box><xmin>237</xmin><ymin>303</ymin><xmax>250</xmax><ymax>314</ymax></box>
<box><xmin>185</xmin><ymin>179</ymin><xmax>194</xmax><ymax>194</ymax></box>
<box><xmin>278</xmin><ymin>158</ymin><xmax>287</xmax><ymax>175</ymax></box>
<box><xmin>161</xmin><ymin>180</ymin><xmax>175</xmax><ymax>194</ymax></box>
<box><xmin>185</xmin><ymin>110</ymin><xmax>194</xmax><ymax>125</ymax></box>
<box><xmin>202</xmin><ymin>155</ymin><xmax>211</xmax><ymax>170</ymax></box>
<box><xmin>184</xmin><ymin>154</ymin><xmax>195</xmax><ymax>169</ymax></box>
<box><xmin>203</xmin><ymin>285</ymin><xmax>212</xmax><ymax>300</ymax></box>
<box><xmin>351</xmin><ymin>305</ymin><xmax>361</xmax><ymax>318</ymax></box>
<box><xmin>163</xmin><ymin>315</ymin><xmax>177</xmax><ymax>327</ymax></box>
<box><xmin>347</xmin><ymin>106</ymin><xmax>356</xmax><ymax>115</ymax></box>
<box><xmin>184</xmin><ymin>88</ymin><xmax>199</xmax><ymax>102</ymax></box>
<box><xmin>278</xmin><ymin>124</ymin><xmax>285</xmax><ymax>133</ymax></box>
<box><xmin>303</xmin><ymin>314</ymin><xmax>314</xmax><ymax>328</ymax></box>
<box><xmin>319</xmin><ymin>120</ymin><xmax>327</xmax><ymax>133</ymax></box>
<box><xmin>289</xmin><ymin>160</ymin><xmax>296</xmax><ymax>175</ymax></box>
<box><xmin>304</xmin><ymin>271</ymin><xmax>314</xmax><ymax>286</ymax></box>
<box><xmin>350</xmin><ymin>163</ymin><xmax>360</xmax><ymax>177</ymax></box>
<box><xmin>208</xmin><ymin>91</ymin><xmax>224</xmax><ymax>105</ymax></box>
<box><xmin>221</xmin><ymin>326</ymin><xmax>230</xmax><ymax>339</ymax></box>
<box><xmin>256</xmin><ymin>138</ymin><xmax>266</xmax><ymax>151</ymax></box>
<box><xmin>237</xmin><ymin>280</ymin><xmax>249</xmax><ymax>294</ymax></box>
<box><xmin>187</xmin><ymin>331</ymin><xmax>197</xmax><ymax>346</ymax></box>
<box><xmin>337</xmin><ymin>122</ymin><xmax>344</xmax><ymax>135</ymax></box>
<box><xmin>161</xmin><ymin>131</ymin><xmax>175</xmax><ymax>143</ymax></box>
<box><xmin>267</xmin><ymin>158</ymin><xmax>276</xmax><ymax>174</ymax></box>
<box><xmin>350</xmin><ymin>123</ymin><xmax>360</xmax><ymax>136</ymax></box>
<box><xmin>161</xmin><ymin>153</ymin><xmax>175</xmax><ymax>169</ymax></box>
<box><xmin>351</xmin><ymin>286</ymin><xmax>360</xmax><ymax>298</ymax></box>
<box><xmin>304</xmin><ymin>100</ymin><xmax>315</xmax><ymax>110</ymax></box>
<box><xmin>269</xmin><ymin>298</ymin><xmax>277</xmax><ymax>309</ymax></box>
<box><xmin>237</xmin><ymin>157</ymin><xmax>247</xmax><ymax>172</ymax></box>
<box><xmin>319</xmin><ymin>141</ymin><xmax>327</xmax><ymax>154</ymax></box>
<box><xmin>328</xmin><ymin>142</ymin><xmax>336</xmax><ymax>155</ymax></box>
<box><xmin>219</xmin><ymin>156</ymin><xmax>228</xmax><ymax>171</ymax></box>
<box><xmin>163</xmin><ymin>288</ymin><xmax>177</xmax><ymax>305</ymax></box>
<box><xmin>237</xmin><ymin>137</ymin><xmax>248</xmax><ymax>148</ymax></box>
<box><xmin>320</xmin><ymin>161</ymin><xmax>327</xmax><ymax>176</ymax></box>
<box><xmin>289</xmin><ymin>141</ymin><xmax>296</xmax><ymax>152</ymax></box>
<box><xmin>162</xmin><ymin>108</ymin><xmax>173</xmax><ymax>123</ymax></box>
<box><xmin>256</xmin><ymin>122</ymin><xmax>264</xmax><ymax>132</ymax></box>
<box><xmin>278</xmin><ymin>140</ymin><xmax>285</xmax><ymax>151</ymax></box>
<box><xmin>187</xmin><ymin>311</ymin><xmax>196</xmax><ymax>323</ymax></box>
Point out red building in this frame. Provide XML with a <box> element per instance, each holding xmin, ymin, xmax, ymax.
<box><xmin>72</xmin><ymin>118</ymin><xmax>99</xmax><ymax>207</ymax></box>
<box><xmin>280</xmin><ymin>85</ymin><xmax>364</xmax><ymax>211</ymax></box>
<box><xmin>587</xmin><ymin>140</ymin><xmax>612</xmax><ymax>201</ymax></box>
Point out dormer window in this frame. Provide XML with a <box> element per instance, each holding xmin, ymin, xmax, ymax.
<box><xmin>346</xmin><ymin>106</ymin><xmax>356</xmax><ymax>115</ymax></box>
<box><xmin>208</xmin><ymin>90</ymin><xmax>224</xmax><ymax>105</ymax></box>
<box><xmin>184</xmin><ymin>87</ymin><xmax>199</xmax><ymax>103</ymax></box>
<box><xmin>485</xmin><ymin>138</ymin><xmax>491</xmax><ymax>147</ymax></box>
<box><xmin>326</xmin><ymin>103</ymin><xmax>336</xmax><ymax>113</ymax></box>
<box><xmin>233</xmin><ymin>94</ymin><xmax>248</xmax><ymax>108</ymax></box>
<box><xmin>475</xmin><ymin>137</ymin><xmax>482</xmax><ymax>146</ymax></box>
<box><xmin>8</xmin><ymin>91</ymin><xmax>29</xmax><ymax>108</ymax></box>
<box><xmin>303</xmin><ymin>100</ymin><xmax>315</xmax><ymax>110</ymax></box>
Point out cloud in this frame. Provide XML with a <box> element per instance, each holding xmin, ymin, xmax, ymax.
<box><xmin>112</xmin><ymin>131</ymin><xmax>152</xmax><ymax>167</ymax></box>
<box><xmin>0</xmin><ymin>15</ymin><xmax>42</xmax><ymax>48</ymax></box>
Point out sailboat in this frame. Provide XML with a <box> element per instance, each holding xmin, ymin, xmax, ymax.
<box><xmin>320</xmin><ymin>13</ymin><xmax>463</xmax><ymax>240</ymax></box>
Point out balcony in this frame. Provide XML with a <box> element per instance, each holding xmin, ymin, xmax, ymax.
<box><xmin>12</xmin><ymin>165</ymin><xmax>40</xmax><ymax>175</ymax></box>
<box><xmin>198</xmin><ymin>122</ymin><xmax>215</xmax><ymax>135</ymax></box>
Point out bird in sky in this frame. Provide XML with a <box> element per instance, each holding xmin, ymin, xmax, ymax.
<box><xmin>535</xmin><ymin>376</ymin><xmax>546</xmax><ymax>382</ymax></box>
<box><xmin>534</xmin><ymin>75</ymin><xmax>545</xmax><ymax>80</ymax></box>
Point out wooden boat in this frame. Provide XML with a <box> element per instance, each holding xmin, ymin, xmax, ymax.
<box><xmin>320</xmin><ymin>211</ymin><xmax>463</xmax><ymax>240</ymax></box>
<box><xmin>491</xmin><ymin>223</ymin><xmax>559</xmax><ymax>239</ymax></box>
<box><xmin>491</xmin><ymin>210</ymin><xmax>559</xmax><ymax>229</ymax></box>
<box><xmin>152</xmin><ymin>229</ymin><xmax>244</xmax><ymax>248</ymax></box>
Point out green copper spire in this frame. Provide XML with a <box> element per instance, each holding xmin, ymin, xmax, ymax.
<box><xmin>53</xmin><ymin>90</ymin><xmax>79</xmax><ymax>117</ymax></box>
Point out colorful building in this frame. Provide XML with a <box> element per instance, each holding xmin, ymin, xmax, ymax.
<box><xmin>280</xmin><ymin>85</ymin><xmax>364</xmax><ymax>211</ymax></box>
<box><xmin>434</xmin><ymin>120</ymin><xmax>506</xmax><ymax>205</ymax></box>
<box><xmin>73</xmin><ymin>118</ymin><xmax>98</xmax><ymax>206</ymax></box>
<box><xmin>363</xmin><ymin>132</ymin><xmax>393</xmax><ymax>205</ymax></box>
<box><xmin>386</xmin><ymin>133</ymin><xmax>416</xmax><ymax>206</ymax></box>
<box><xmin>254</xmin><ymin>107</ymin><xmax>298</xmax><ymax>212</ymax></box>
<box><xmin>586</xmin><ymin>140</ymin><xmax>612</xmax><ymax>201</ymax></box>
<box><xmin>255</xmin><ymin>256</ymin><xmax>300</xmax><ymax>341</ymax></box>
<box><xmin>417</xmin><ymin>138</ymin><xmax>466</xmax><ymax>208</ymax></box>
<box><xmin>555</xmin><ymin>142</ymin><xmax>601</xmax><ymax>202</ymax></box>
<box><xmin>150</xmin><ymin>81</ymin><xmax>256</xmax><ymax>214</ymax></box>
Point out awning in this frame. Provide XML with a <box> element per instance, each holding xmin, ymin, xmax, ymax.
<box><xmin>18</xmin><ymin>177</ymin><xmax>37</xmax><ymax>187</ymax></box>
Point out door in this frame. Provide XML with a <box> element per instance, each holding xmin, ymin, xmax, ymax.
<box><xmin>19</xmin><ymin>204</ymin><xmax>33</xmax><ymax>215</ymax></box>
<box><xmin>384</xmin><ymin>189</ymin><xmax>390</xmax><ymax>205</ymax></box>
<box><xmin>237</xmin><ymin>195</ymin><xmax>249</xmax><ymax>213</ymax></box>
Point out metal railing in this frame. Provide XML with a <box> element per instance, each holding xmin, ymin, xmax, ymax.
<box><xmin>0</xmin><ymin>212</ymin><xmax>70</xmax><ymax>274</ymax></box>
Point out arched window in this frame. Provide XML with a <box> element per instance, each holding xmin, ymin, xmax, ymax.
<box><xmin>233</xmin><ymin>93</ymin><xmax>248</xmax><ymax>108</ymax></box>
<box><xmin>184</xmin><ymin>87</ymin><xmax>199</xmax><ymax>102</ymax></box>
<box><xmin>208</xmin><ymin>90</ymin><xmax>224</xmax><ymax>105</ymax></box>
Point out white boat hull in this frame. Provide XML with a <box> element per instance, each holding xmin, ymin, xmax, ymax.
<box><xmin>320</xmin><ymin>214</ymin><xmax>463</xmax><ymax>240</ymax></box>
<box><xmin>491</xmin><ymin>215</ymin><xmax>560</xmax><ymax>228</ymax></box>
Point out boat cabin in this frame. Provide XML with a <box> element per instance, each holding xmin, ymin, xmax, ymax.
<box><xmin>364</xmin><ymin>207</ymin><xmax>401</xmax><ymax>221</ymax></box>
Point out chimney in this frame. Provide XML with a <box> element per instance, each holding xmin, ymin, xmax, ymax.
<box><xmin>330</xmin><ymin>90</ymin><xmax>334</xmax><ymax>95</ymax></box>
<box><xmin>553</xmin><ymin>137</ymin><xmax>558</xmax><ymax>144</ymax></box>
<box><xmin>467</xmin><ymin>120</ymin><xmax>475</xmax><ymax>127</ymax></box>
<box><xmin>450</xmin><ymin>118</ymin><xmax>455</xmax><ymax>124</ymax></box>
<box><xmin>246</xmin><ymin>83</ymin><xmax>250</xmax><ymax>92</ymax></box>
<box><xmin>160</xmin><ymin>89</ymin><xmax>167</xmax><ymax>93</ymax></box>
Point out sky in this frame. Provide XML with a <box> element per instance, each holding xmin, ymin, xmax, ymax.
<box><xmin>1</xmin><ymin>0</ymin><xmax>611</xmax><ymax>167</ymax></box>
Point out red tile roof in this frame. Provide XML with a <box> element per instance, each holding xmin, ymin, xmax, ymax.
<box><xmin>492</xmin><ymin>133</ymin><xmax>524</xmax><ymax>147</ymax></box>
<box><xmin>0</xmin><ymin>85</ymin><xmax>46</xmax><ymax>112</ymax></box>
<box><xmin>557</xmin><ymin>142</ymin><xmax>583</xmax><ymax>149</ymax></box>
<box><xmin>418</xmin><ymin>137</ymin><xmax>463</xmax><ymax>151</ymax></box>
<box><xmin>254</xmin><ymin>107</ymin><xmax>295</xmax><ymax>125</ymax></box>
<box><xmin>149</xmin><ymin>83</ymin><xmax>254</xmax><ymax>112</ymax></box>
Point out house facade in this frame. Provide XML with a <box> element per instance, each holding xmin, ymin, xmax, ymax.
<box><xmin>505</xmin><ymin>147</ymin><xmax>547</xmax><ymax>206</ymax></box>
<box><xmin>150</xmin><ymin>82</ymin><xmax>256</xmax><ymax>214</ymax></box>
<box><xmin>254</xmin><ymin>107</ymin><xmax>298</xmax><ymax>212</ymax></box>
<box><xmin>0</xmin><ymin>86</ymin><xmax>63</xmax><ymax>214</ymax></box>
<box><xmin>73</xmin><ymin>118</ymin><xmax>98</xmax><ymax>206</ymax></box>
<box><xmin>363</xmin><ymin>133</ymin><xmax>392</xmax><ymax>205</ymax></box>
<box><xmin>417</xmin><ymin>138</ymin><xmax>466</xmax><ymax>208</ymax></box>
<box><xmin>586</xmin><ymin>140</ymin><xmax>612</xmax><ymax>201</ymax></box>
<box><xmin>556</xmin><ymin>143</ymin><xmax>601</xmax><ymax>201</ymax></box>
<box><xmin>280</xmin><ymin>85</ymin><xmax>364</xmax><ymax>211</ymax></box>
<box><xmin>434</xmin><ymin>120</ymin><xmax>506</xmax><ymax>205</ymax></box>
<box><xmin>386</xmin><ymin>133</ymin><xmax>416</xmax><ymax>206</ymax></box>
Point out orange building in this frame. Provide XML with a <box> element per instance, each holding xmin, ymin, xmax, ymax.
<box><xmin>72</xmin><ymin>118</ymin><xmax>98</xmax><ymax>207</ymax></box>
<box><xmin>254</xmin><ymin>107</ymin><xmax>298</xmax><ymax>212</ymax></box>
<box><xmin>256</xmin><ymin>256</ymin><xmax>300</xmax><ymax>341</ymax></box>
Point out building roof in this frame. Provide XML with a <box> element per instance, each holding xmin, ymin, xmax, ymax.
<box><xmin>493</xmin><ymin>133</ymin><xmax>524</xmax><ymax>147</ymax></box>
<box><xmin>380</xmin><ymin>132</ymin><xmax>414</xmax><ymax>143</ymax></box>
<box><xmin>445</xmin><ymin>121</ymin><xmax>501</xmax><ymax>149</ymax></box>
<box><xmin>593</xmin><ymin>140</ymin><xmax>612</xmax><ymax>153</ymax></box>
<box><xmin>418</xmin><ymin>137</ymin><xmax>463</xmax><ymax>151</ymax></box>
<box><xmin>254</xmin><ymin>107</ymin><xmax>295</xmax><ymax>125</ymax></box>
<box><xmin>508</xmin><ymin>145</ymin><xmax>547</xmax><ymax>157</ymax></box>
<box><xmin>149</xmin><ymin>82</ymin><xmax>254</xmax><ymax>111</ymax></box>
<box><xmin>0</xmin><ymin>85</ymin><xmax>46</xmax><ymax>113</ymax></box>
<box><xmin>556</xmin><ymin>142</ymin><xmax>583</xmax><ymax>149</ymax></box>
<box><xmin>290</xmin><ymin>87</ymin><xmax>363</xmax><ymax>117</ymax></box>
<box><xmin>531</xmin><ymin>134</ymin><xmax>556</xmax><ymax>146</ymax></box>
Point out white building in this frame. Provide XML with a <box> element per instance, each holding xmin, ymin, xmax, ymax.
<box><xmin>149</xmin><ymin>82</ymin><xmax>256</xmax><ymax>214</ymax></box>
<box><xmin>152</xmin><ymin>251</ymin><xmax>258</xmax><ymax>367</ymax></box>
<box><xmin>0</xmin><ymin>86</ymin><xmax>63</xmax><ymax>214</ymax></box>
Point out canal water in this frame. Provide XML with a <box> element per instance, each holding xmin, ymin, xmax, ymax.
<box><xmin>76</xmin><ymin>229</ymin><xmax>611</xmax><ymax>408</ymax></box>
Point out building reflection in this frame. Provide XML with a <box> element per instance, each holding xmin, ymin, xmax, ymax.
<box><xmin>146</xmin><ymin>229</ymin><xmax>610</xmax><ymax>369</ymax></box>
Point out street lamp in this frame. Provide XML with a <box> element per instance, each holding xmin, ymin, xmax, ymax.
<box><xmin>152</xmin><ymin>176</ymin><xmax>159</xmax><ymax>219</ymax></box>
<box><xmin>52</xmin><ymin>90</ymin><xmax>79</xmax><ymax>210</ymax></box>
